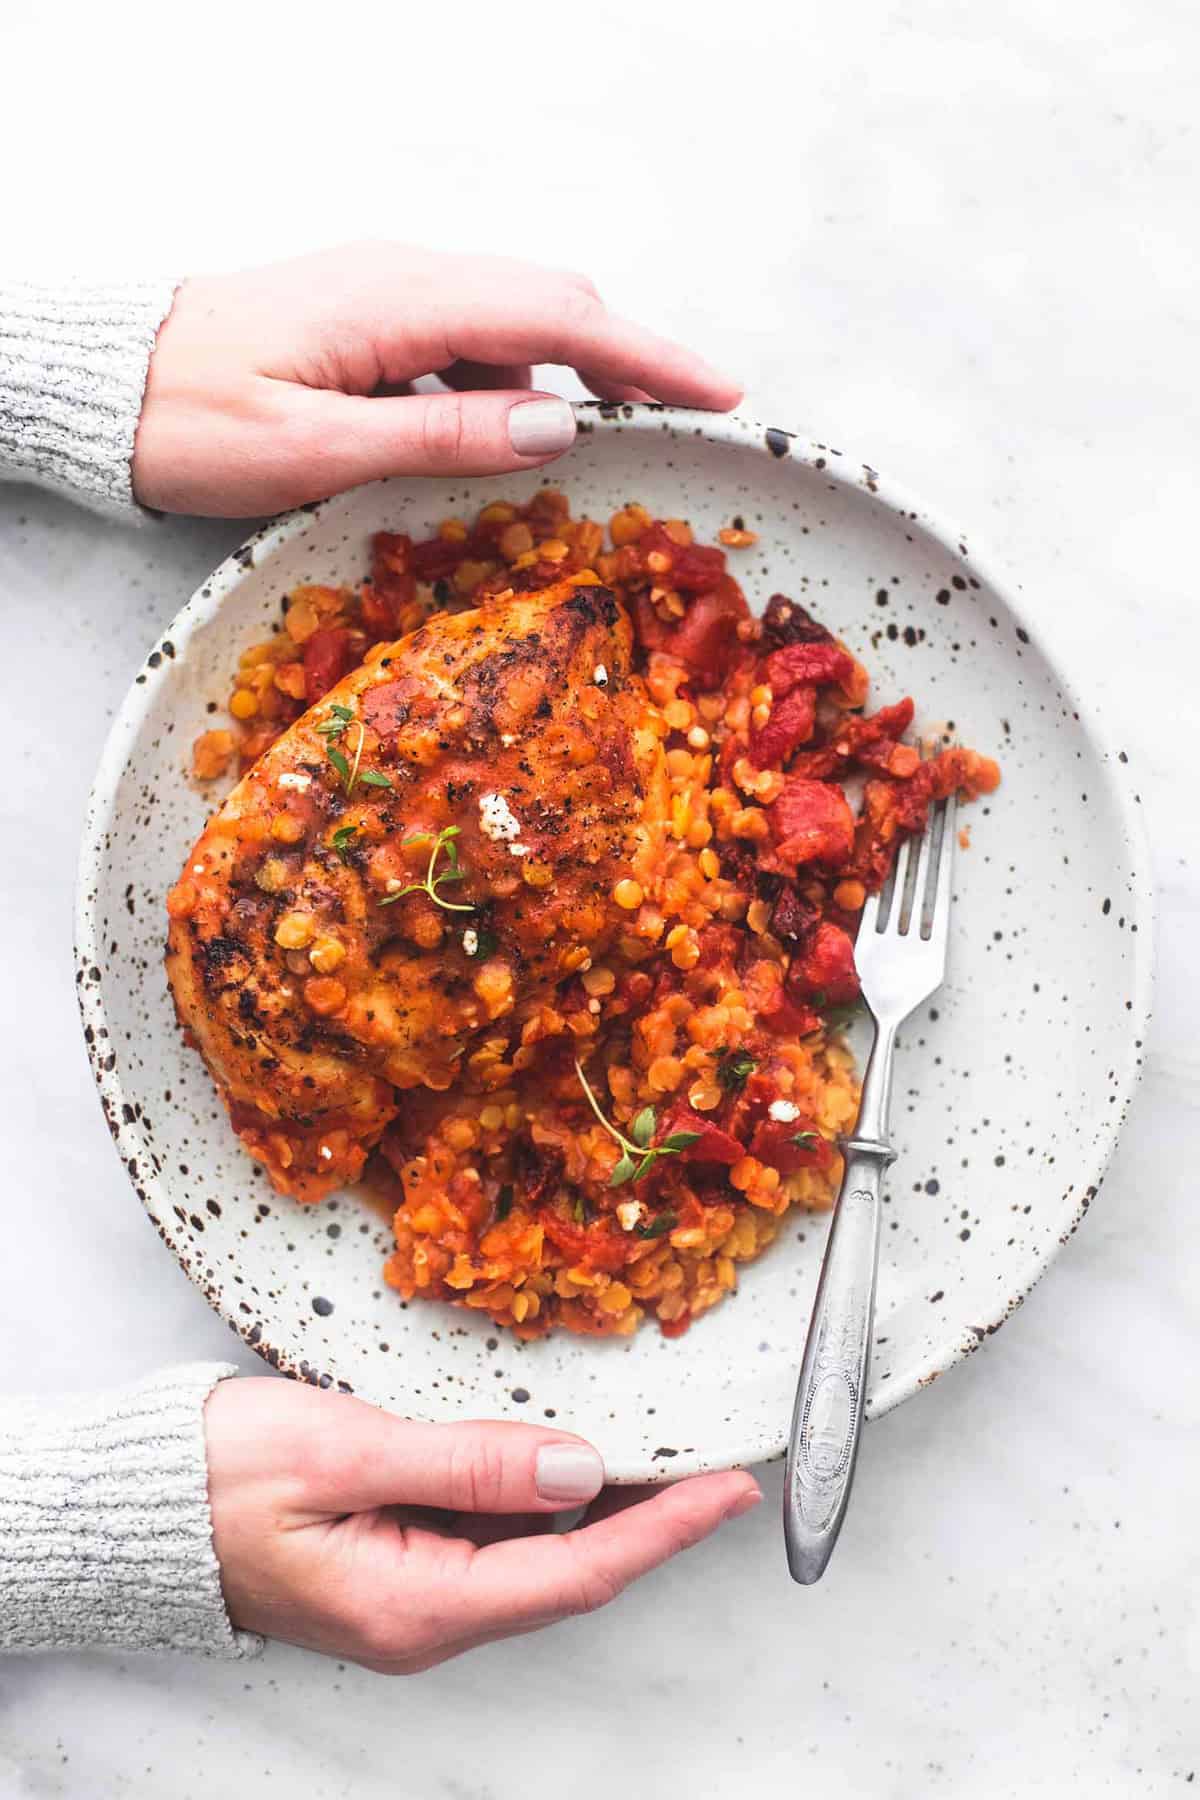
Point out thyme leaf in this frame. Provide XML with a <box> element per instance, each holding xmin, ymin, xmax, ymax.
<box><xmin>634</xmin><ymin>1211</ymin><xmax>677</xmax><ymax>1240</ymax></box>
<box><xmin>712</xmin><ymin>1048</ymin><xmax>757</xmax><ymax>1092</ymax></box>
<box><xmin>572</xmin><ymin>1060</ymin><xmax>701</xmax><ymax>1188</ymax></box>
<box><xmin>331</xmin><ymin>824</ymin><xmax>358</xmax><ymax>864</ymax></box>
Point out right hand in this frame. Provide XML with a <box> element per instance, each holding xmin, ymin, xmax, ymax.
<box><xmin>205</xmin><ymin>1376</ymin><xmax>761</xmax><ymax>1673</ymax></box>
<box><xmin>133</xmin><ymin>241</ymin><xmax>742</xmax><ymax>514</ymax></box>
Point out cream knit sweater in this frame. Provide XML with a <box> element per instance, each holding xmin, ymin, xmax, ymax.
<box><xmin>0</xmin><ymin>275</ymin><xmax>179</xmax><ymax>517</ymax></box>
<box><xmin>0</xmin><ymin>277</ymin><xmax>260</xmax><ymax>1660</ymax></box>
<box><xmin>0</xmin><ymin>1366</ymin><xmax>260</xmax><ymax>1659</ymax></box>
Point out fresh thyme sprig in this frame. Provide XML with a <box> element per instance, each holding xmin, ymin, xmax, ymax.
<box><xmin>318</xmin><ymin>705</ymin><xmax>394</xmax><ymax>799</ymax></box>
<box><xmin>380</xmin><ymin>824</ymin><xmax>475</xmax><ymax>912</ymax></box>
<box><xmin>792</xmin><ymin>1130</ymin><xmax>819</xmax><ymax>1151</ymax></box>
<box><xmin>573</xmin><ymin>1059</ymin><xmax>700</xmax><ymax>1187</ymax></box>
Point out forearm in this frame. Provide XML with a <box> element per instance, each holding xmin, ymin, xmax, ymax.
<box><xmin>0</xmin><ymin>1363</ymin><xmax>261</xmax><ymax>1658</ymax></box>
<box><xmin>0</xmin><ymin>275</ymin><xmax>179</xmax><ymax>519</ymax></box>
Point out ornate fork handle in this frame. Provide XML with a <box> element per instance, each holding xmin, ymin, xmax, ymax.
<box><xmin>784</xmin><ymin>1136</ymin><xmax>895</xmax><ymax>1584</ymax></box>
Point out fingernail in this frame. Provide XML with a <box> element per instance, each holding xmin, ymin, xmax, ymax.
<box><xmin>723</xmin><ymin>1486</ymin><xmax>762</xmax><ymax>1522</ymax></box>
<box><xmin>509</xmin><ymin>397</ymin><xmax>576</xmax><ymax>458</ymax></box>
<box><xmin>535</xmin><ymin>1441</ymin><xmax>605</xmax><ymax>1504</ymax></box>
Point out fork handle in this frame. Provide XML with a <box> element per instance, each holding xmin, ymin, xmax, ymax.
<box><xmin>783</xmin><ymin>1139</ymin><xmax>894</xmax><ymax>1584</ymax></box>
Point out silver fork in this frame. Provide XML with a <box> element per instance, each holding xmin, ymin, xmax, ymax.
<box><xmin>783</xmin><ymin>790</ymin><xmax>958</xmax><ymax>1584</ymax></box>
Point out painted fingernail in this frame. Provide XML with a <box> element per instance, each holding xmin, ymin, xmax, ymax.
<box><xmin>723</xmin><ymin>1487</ymin><xmax>762</xmax><ymax>1522</ymax></box>
<box><xmin>509</xmin><ymin>397</ymin><xmax>576</xmax><ymax>458</ymax></box>
<box><xmin>535</xmin><ymin>1441</ymin><xmax>605</xmax><ymax>1503</ymax></box>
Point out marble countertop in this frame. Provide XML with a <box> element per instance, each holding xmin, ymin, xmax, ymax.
<box><xmin>1</xmin><ymin>2</ymin><xmax>1196</xmax><ymax>1794</ymax></box>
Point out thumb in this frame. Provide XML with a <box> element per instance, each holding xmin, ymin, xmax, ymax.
<box><xmin>305</xmin><ymin>1408</ymin><xmax>606</xmax><ymax>1516</ymax></box>
<box><xmin>293</xmin><ymin>386</ymin><xmax>577</xmax><ymax>483</ymax></box>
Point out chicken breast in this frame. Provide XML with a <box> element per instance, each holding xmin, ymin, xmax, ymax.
<box><xmin>166</xmin><ymin>577</ymin><xmax>666</xmax><ymax>1201</ymax></box>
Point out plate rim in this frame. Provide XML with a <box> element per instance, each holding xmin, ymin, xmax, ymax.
<box><xmin>74</xmin><ymin>403</ymin><xmax>1156</xmax><ymax>1475</ymax></box>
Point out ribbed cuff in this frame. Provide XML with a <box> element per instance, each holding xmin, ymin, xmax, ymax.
<box><xmin>0</xmin><ymin>1363</ymin><xmax>262</xmax><ymax>1659</ymax></box>
<box><xmin>0</xmin><ymin>275</ymin><xmax>180</xmax><ymax>520</ymax></box>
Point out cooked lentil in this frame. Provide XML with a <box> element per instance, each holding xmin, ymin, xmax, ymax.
<box><xmin>178</xmin><ymin>492</ymin><xmax>999</xmax><ymax>1341</ymax></box>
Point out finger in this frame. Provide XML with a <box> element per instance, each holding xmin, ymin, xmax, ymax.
<box><xmin>577</xmin><ymin>1481</ymin><xmax>661</xmax><ymax>1525</ymax></box>
<box><xmin>302</xmin><ymin>1405</ymin><xmax>606</xmax><ymax>1515</ymax></box>
<box><xmin>439</xmin><ymin>358</ymin><xmax>533</xmax><ymax>392</ymax></box>
<box><xmin>449</xmin><ymin>1509</ymin><xmax>556</xmax><ymax>1548</ymax></box>
<box><xmin>456</xmin><ymin>1471</ymin><xmax>761</xmax><ymax>1633</ymax></box>
<box><xmin>575</xmin><ymin>371</ymin><xmax>657</xmax><ymax>405</ymax></box>
<box><xmin>437</xmin><ymin>295</ymin><xmax>743</xmax><ymax>409</ymax></box>
<box><xmin>285</xmin><ymin>386</ymin><xmax>578</xmax><ymax>482</ymax></box>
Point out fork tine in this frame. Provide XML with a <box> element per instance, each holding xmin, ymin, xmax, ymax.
<box><xmin>906</xmin><ymin>810</ymin><xmax>937</xmax><ymax>937</ymax></box>
<box><xmin>858</xmin><ymin>884</ymin><xmax>884</xmax><ymax>940</ymax></box>
<box><xmin>871</xmin><ymin>853</ymin><xmax>900</xmax><ymax>934</ymax></box>
<box><xmin>924</xmin><ymin>790</ymin><xmax>957</xmax><ymax>946</ymax></box>
<box><xmin>895</xmin><ymin>827</ymin><xmax>925</xmax><ymax>935</ymax></box>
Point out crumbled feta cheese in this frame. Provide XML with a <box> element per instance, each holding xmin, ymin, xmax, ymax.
<box><xmin>478</xmin><ymin>791</ymin><xmax>529</xmax><ymax>856</ymax></box>
<box><xmin>319</xmin><ymin>1145</ymin><xmax>333</xmax><ymax>1161</ymax></box>
<box><xmin>478</xmin><ymin>791</ymin><xmax>522</xmax><ymax>841</ymax></box>
<box><xmin>593</xmin><ymin>663</ymin><xmax>609</xmax><ymax>686</ymax></box>
<box><xmin>499</xmin><ymin>733</ymin><xmax>518</xmax><ymax>747</ymax></box>
<box><xmin>192</xmin><ymin>864</ymin><xmax>205</xmax><ymax>875</ymax></box>
<box><xmin>587</xmin><ymin>998</ymin><xmax>600</xmax><ymax>1014</ymax></box>
<box><xmin>462</xmin><ymin>928</ymin><xmax>479</xmax><ymax>957</ymax></box>
<box><xmin>616</xmin><ymin>1199</ymin><xmax>644</xmax><ymax>1232</ymax></box>
<box><xmin>277</xmin><ymin>772</ymin><xmax>311</xmax><ymax>792</ymax></box>
<box><xmin>768</xmin><ymin>1099</ymin><xmax>801</xmax><ymax>1122</ymax></box>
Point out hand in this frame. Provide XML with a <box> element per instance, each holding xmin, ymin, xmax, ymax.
<box><xmin>133</xmin><ymin>242</ymin><xmax>742</xmax><ymax>515</ymax></box>
<box><xmin>205</xmin><ymin>1376</ymin><xmax>761</xmax><ymax>1673</ymax></box>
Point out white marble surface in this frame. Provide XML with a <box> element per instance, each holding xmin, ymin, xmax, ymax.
<box><xmin>1</xmin><ymin>1</ymin><xmax>1197</xmax><ymax>1793</ymax></box>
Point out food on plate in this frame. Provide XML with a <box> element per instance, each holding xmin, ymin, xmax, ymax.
<box><xmin>168</xmin><ymin>494</ymin><xmax>998</xmax><ymax>1340</ymax></box>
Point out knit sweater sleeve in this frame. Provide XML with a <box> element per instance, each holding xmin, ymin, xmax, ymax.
<box><xmin>0</xmin><ymin>1364</ymin><xmax>262</xmax><ymax>1659</ymax></box>
<box><xmin>0</xmin><ymin>276</ymin><xmax>180</xmax><ymax>519</ymax></box>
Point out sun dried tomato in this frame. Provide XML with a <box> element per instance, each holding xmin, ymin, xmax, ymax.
<box><xmin>848</xmin><ymin>746</ymin><xmax>1002</xmax><ymax>886</ymax></box>
<box><xmin>661</xmin><ymin>578</ymin><xmax>749</xmax><ymax>684</ymax></box>
<box><xmin>786</xmin><ymin>919</ymin><xmax>860</xmax><ymax>1005</ymax></box>
<box><xmin>657</xmin><ymin>1100</ymin><xmax>744</xmax><ymax>1166</ymax></box>
<box><xmin>513</xmin><ymin>1142</ymin><xmax>564</xmax><ymax>1208</ymax></box>
<box><xmin>758</xmin><ymin>984</ymin><xmax>824</xmax><ymax>1039</ymax></box>
<box><xmin>539</xmin><ymin>1209</ymin><xmax>630</xmax><ymax>1272</ymax></box>
<box><xmin>760</xmin><ymin>594</ymin><xmax>834</xmax><ymax>649</ymax></box>
<box><xmin>787</xmin><ymin>698</ymin><xmax>917</xmax><ymax>782</ymax></box>
<box><xmin>617</xmin><ymin>969</ymin><xmax>655</xmax><ymax>1009</ymax></box>
<box><xmin>769</xmin><ymin>884</ymin><xmax>822</xmax><ymax>947</ymax></box>
<box><xmin>697</xmin><ymin>921</ymin><xmax>743</xmax><ymax>966</ymax></box>
<box><xmin>632</xmin><ymin>592</ymin><xmax>672</xmax><ymax>653</ymax></box>
<box><xmin>749</xmin><ymin>1115</ymin><xmax>833</xmax><ymax>1174</ymax></box>
<box><xmin>371</xmin><ymin>531</ymin><xmax>411</xmax><ymax>578</ymax></box>
<box><xmin>765</xmin><ymin>640</ymin><xmax>857</xmax><ymax>697</ymax></box>
<box><xmin>670</xmin><ymin>543</ymin><xmax>727</xmax><ymax>593</ymax></box>
<box><xmin>769</xmin><ymin>777</ymin><xmax>857</xmax><ymax>868</ymax></box>
<box><xmin>749</xmin><ymin>684</ymin><xmax>817</xmax><ymax>768</ymax></box>
<box><xmin>409</xmin><ymin>536</ymin><xmax>463</xmax><ymax>582</ymax></box>
<box><xmin>630</xmin><ymin>523</ymin><xmax>725</xmax><ymax>592</ymax></box>
<box><xmin>302</xmin><ymin>627</ymin><xmax>356</xmax><ymax>704</ymax></box>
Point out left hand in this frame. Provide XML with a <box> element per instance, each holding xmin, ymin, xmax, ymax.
<box><xmin>205</xmin><ymin>1375</ymin><xmax>761</xmax><ymax>1673</ymax></box>
<box><xmin>132</xmin><ymin>241</ymin><xmax>742</xmax><ymax>514</ymax></box>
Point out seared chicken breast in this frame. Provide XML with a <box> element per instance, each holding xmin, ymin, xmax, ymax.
<box><xmin>166</xmin><ymin>578</ymin><xmax>665</xmax><ymax>1200</ymax></box>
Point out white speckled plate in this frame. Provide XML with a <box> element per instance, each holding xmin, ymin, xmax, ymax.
<box><xmin>75</xmin><ymin>406</ymin><xmax>1153</xmax><ymax>1481</ymax></box>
